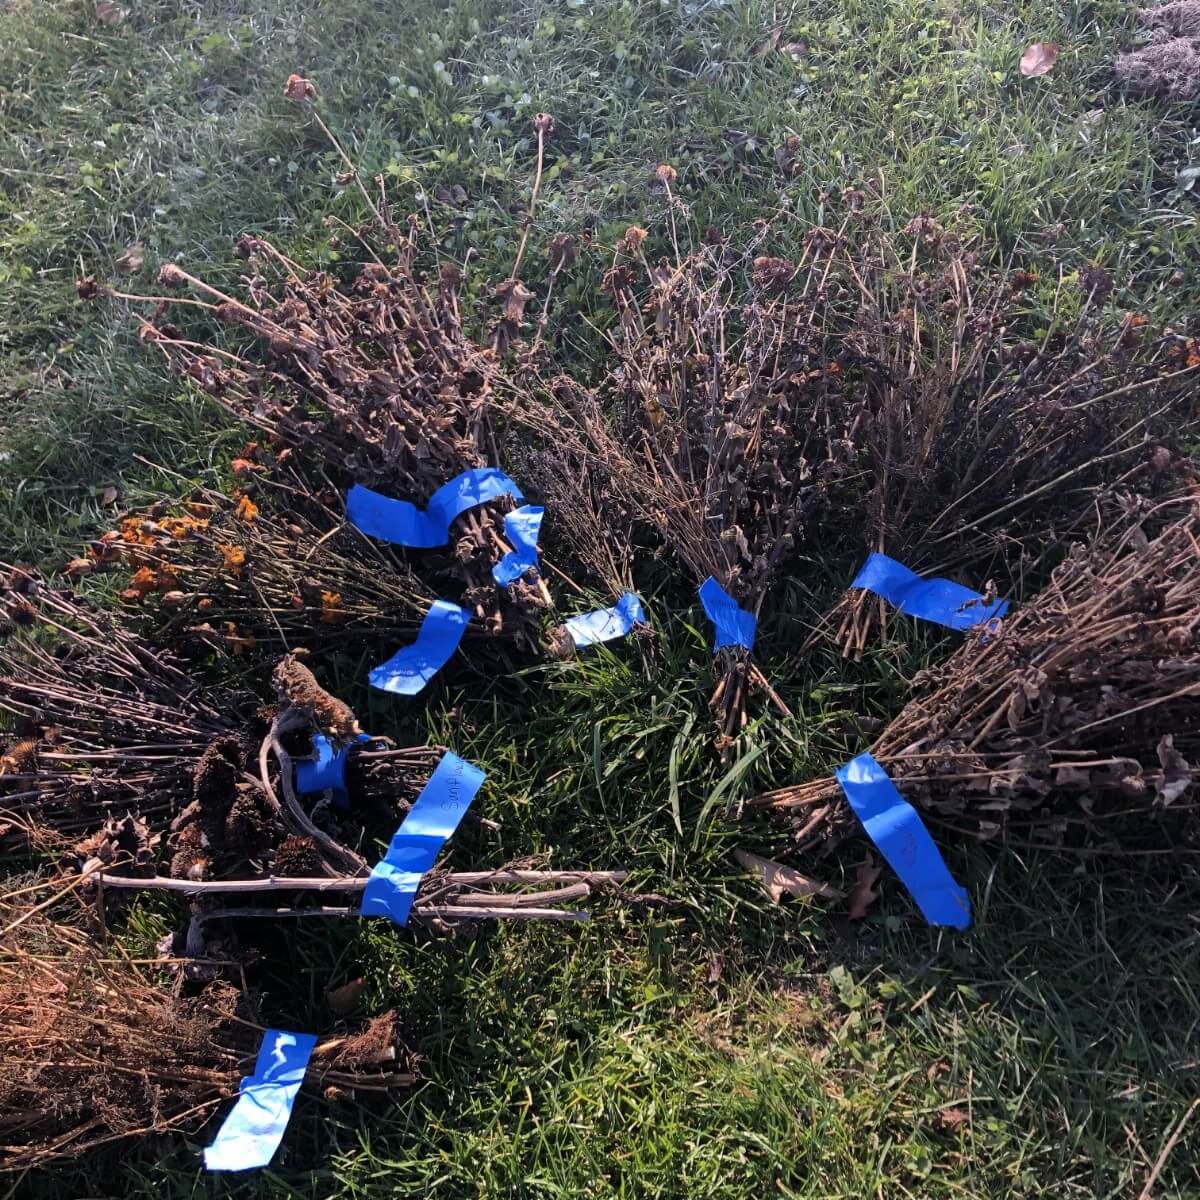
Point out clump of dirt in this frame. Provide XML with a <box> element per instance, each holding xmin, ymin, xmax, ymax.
<box><xmin>1116</xmin><ymin>6</ymin><xmax>1200</xmax><ymax>98</ymax></box>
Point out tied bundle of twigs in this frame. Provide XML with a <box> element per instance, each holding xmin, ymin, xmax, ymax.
<box><xmin>101</xmin><ymin>239</ymin><xmax>550</xmax><ymax>644</ymax></box>
<box><xmin>0</xmin><ymin>909</ymin><xmax>415</xmax><ymax>1172</ymax></box>
<box><xmin>529</xmin><ymin>212</ymin><xmax>868</xmax><ymax>748</ymax></box>
<box><xmin>0</xmin><ymin>577</ymin><xmax>440</xmax><ymax>877</ymax></box>
<box><xmin>752</xmin><ymin>497</ymin><xmax>1200</xmax><ymax>853</ymax></box>
<box><xmin>0</xmin><ymin>565</ymin><xmax>243</xmax><ymax>836</ymax></box>
<box><xmin>86</xmin><ymin>89</ymin><xmax>565</xmax><ymax>649</ymax></box>
<box><xmin>795</xmin><ymin>211</ymin><xmax>1199</xmax><ymax>657</ymax></box>
<box><xmin>78</xmin><ymin>475</ymin><xmax>443</xmax><ymax>662</ymax></box>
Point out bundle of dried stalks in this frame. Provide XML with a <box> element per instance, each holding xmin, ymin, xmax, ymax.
<box><xmin>77</xmin><ymin>476</ymin><xmax>449</xmax><ymax>661</ymax></box>
<box><xmin>527</xmin><ymin>214</ymin><xmax>874</xmax><ymax>747</ymax></box>
<box><xmin>1115</xmin><ymin>3</ymin><xmax>1200</xmax><ymax>100</ymax></box>
<box><xmin>0</xmin><ymin>565</ymin><xmax>241</xmax><ymax>835</ymax></box>
<box><xmin>0</xmin><ymin>577</ymin><xmax>438</xmax><ymax>866</ymax></box>
<box><xmin>0</xmin><ymin>910</ymin><xmax>415</xmax><ymax>1172</ymax></box>
<box><xmin>751</xmin><ymin>498</ymin><xmax>1200</xmax><ymax>853</ymax></box>
<box><xmin>796</xmin><ymin>211</ymin><xmax>1199</xmax><ymax>656</ymax></box>
<box><xmin>97</xmin><ymin>221</ymin><xmax>551</xmax><ymax>648</ymax></box>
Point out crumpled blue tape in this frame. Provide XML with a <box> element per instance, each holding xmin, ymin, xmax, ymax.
<box><xmin>835</xmin><ymin>752</ymin><xmax>971</xmax><ymax>929</ymax></box>
<box><xmin>369</xmin><ymin>599</ymin><xmax>470</xmax><ymax>696</ymax></box>
<box><xmin>361</xmin><ymin>751</ymin><xmax>486</xmax><ymax>926</ymax></box>
<box><xmin>698</xmin><ymin>577</ymin><xmax>756</xmax><ymax>651</ymax></box>
<box><xmin>203</xmin><ymin>1028</ymin><xmax>317</xmax><ymax>1172</ymax></box>
<box><xmin>295</xmin><ymin>732</ymin><xmax>371</xmax><ymax>809</ymax></box>
<box><xmin>346</xmin><ymin>468</ymin><xmax>524</xmax><ymax>549</ymax></box>
<box><xmin>492</xmin><ymin>505</ymin><xmax>543</xmax><ymax>586</ymax></box>
<box><xmin>850</xmin><ymin>552</ymin><xmax>1008</xmax><ymax>632</ymax></box>
<box><xmin>564</xmin><ymin>592</ymin><xmax>646</xmax><ymax>648</ymax></box>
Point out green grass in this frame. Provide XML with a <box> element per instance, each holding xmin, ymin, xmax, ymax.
<box><xmin>3</xmin><ymin>0</ymin><xmax>1200</xmax><ymax>1196</ymax></box>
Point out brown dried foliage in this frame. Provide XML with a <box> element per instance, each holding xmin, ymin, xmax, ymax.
<box><xmin>1114</xmin><ymin>4</ymin><xmax>1200</xmax><ymax>98</ymax></box>
<box><xmin>752</xmin><ymin>499</ymin><xmax>1200</xmax><ymax>852</ymax></box>
<box><xmin>115</xmin><ymin>232</ymin><xmax>552</xmax><ymax>648</ymax></box>
<box><xmin>0</xmin><ymin>911</ymin><xmax>414</xmax><ymax>1171</ymax></box>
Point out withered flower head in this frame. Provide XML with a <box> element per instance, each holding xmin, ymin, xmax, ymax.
<box><xmin>532</xmin><ymin>112</ymin><xmax>556</xmax><ymax>136</ymax></box>
<box><xmin>1079</xmin><ymin>262</ymin><xmax>1114</xmax><ymax>301</ymax></box>
<box><xmin>234</xmin><ymin>233</ymin><xmax>263</xmax><ymax>260</ymax></box>
<box><xmin>600</xmin><ymin>265</ymin><xmax>637</xmax><ymax>299</ymax></box>
<box><xmin>157</xmin><ymin>262</ymin><xmax>188</xmax><ymax>289</ymax></box>
<box><xmin>619</xmin><ymin>226</ymin><xmax>648</xmax><ymax>254</ymax></box>
<box><xmin>284</xmin><ymin>73</ymin><xmax>317</xmax><ymax>102</ymax></box>
<box><xmin>752</xmin><ymin>256</ymin><xmax>795</xmax><ymax>292</ymax></box>
<box><xmin>75</xmin><ymin>276</ymin><xmax>100</xmax><ymax>300</ymax></box>
<box><xmin>496</xmin><ymin>279</ymin><xmax>534</xmax><ymax>324</ymax></box>
<box><xmin>654</xmin><ymin>164</ymin><xmax>678</xmax><ymax>185</ymax></box>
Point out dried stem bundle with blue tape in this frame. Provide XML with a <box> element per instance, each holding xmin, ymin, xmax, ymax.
<box><xmin>0</xmin><ymin>580</ymin><xmax>440</xmax><ymax>899</ymax></box>
<box><xmin>791</xmin><ymin>210</ymin><xmax>1199</xmax><ymax>658</ymax></box>
<box><xmin>524</xmin><ymin>224</ymin><xmax>872</xmax><ymax>749</ymax></box>
<box><xmin>0</xmin><ymin>908</ymin><xmax>416</xmax><ymax>1173</ymax></box>
<box><xmin>753</xmin><ymin>498</ymin><xmax>1200</xmax><ymax>869</ymax></box>
<box><xmin>92</xmin><ymin>97</ymin><xmax>565</xmax><ymax>654</ymax></box>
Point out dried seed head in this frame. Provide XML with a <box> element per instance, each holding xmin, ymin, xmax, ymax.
<box><xmin>654</xmin><ymin>164</ymin><xmax>678</xmax><ymax>185</ymax></box>
<box><xmin>619</xmin><ymin>226</ymin><xmax>648</xmax><ymax>254</ymax></box>
<box><xmin>284</xmin><ymin>73</ymin><xmax>317</xmax><ymax>102</ymax></box>
<box><xmin>157</xmin><ymin>263</ymin><xmax>188</xmax><ymax>290</ymax></box>
<box><xmin>76</xmin><ymin>276</ymin><xmax>101</xmax><ymax>300</ymax></box>
<box><xmin>272</xmin><ymin>653</ymin><xmax>362</xmax><ymax>744</ymax></box>
<box><xmin>1079</xmin><ymin>262</ymin><xmax>1113</xmax><ymax>301</ymax></box>
<box><xmin>532</xmin><ymin>112</ymin><xmax>556</xmax><ymax>136</ymax></box>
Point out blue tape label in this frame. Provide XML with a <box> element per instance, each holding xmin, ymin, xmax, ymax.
<box><xmin>294</xmin><ymin>733</ymin><xmax>371</xmax><ymax>809</ymax></box>
<box><xmin>851</xmin><ymin>552</ymin><xmax>1008</xmax><ymax>632</ymax></box>
<box><xmin>369</xmin><ymin>599</ymin><xmax>470</xmax><ymax>696</ymax></box>
<box><xmin>361</xmin><ymin>752</ymin><xmax>486</xmax><ymax>926</ymax></box>
<box><xmin>203</xmin><ymin>1029</ymin><xmax>317</xmax><ymax>1172</ymax></box>
<box><xmin>492</xmin><ymin>505</ymin><xmax>543</xmax><ymax>586</ymax></box>
<box><xmin>564</xmin><ymin>592</ymin><xmax>646</xmax><ymax>648</ymax></box>
<box><xmin>698</xmin><ymin>577</ymin><xmax>756</xmax><ymax>650</ymax></box>
<box><xmin>347</xmin><ymin>468</ymin><xmax>524</xmax><ymax>549</ymax></box>
<box><xmin>834</xmin><ymin>752</ymin><xmax>970</xmax><ymax>929</ymax></box>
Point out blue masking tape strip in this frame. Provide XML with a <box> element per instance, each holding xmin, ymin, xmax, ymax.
<box><xmin>835</xmin><ymin>752</ymin><xmax>971</xmax><ymax>929</ymax></box>
<box><xmin>850</xmin><ymin>552</ymin><xmax>1008</xmax><ymax>632</ymax></box>
<box><xmin>698</xmin><ymin>577</ymin><xmax>756</xmax><ymax>651</ymax></box>
<box><xmin>203</xmin><ymin>1028</ymin><xmax>317</xmax><ymax>1172</ymax></box>
<box><xmin>564</xmin><ymin>592</ymin><xmax>646</xmax><ymax>648</ymax></box>
<box><xmin>369</xmin><ymin>599</ymin><xmax>470</xmax><ymax>696</ymax></box>
<box><xmin>347</xmin><ymin>468</ymin><xmax>524</xmax><ymax>549</ymax></box>
<box><xmin>492</xmin><ymin>505</ymin><xmax>543</xmax><ymax>586</ymax></box>
<box><xmin>360</xmin><ymin>751</ymin><xmax>486</xmax><ymax>926</ymax></box>
<box><xmin>294</xmin><ymin>733</ymin><xmax>371</xmax><ymax>809</ymax></box>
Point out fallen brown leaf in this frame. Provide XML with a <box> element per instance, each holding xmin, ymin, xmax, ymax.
<box><xmin>327</xmin><ymin>977</ymin><xmax>366</xmax><ymax>1015</ymax></box>
<box><xmin>936</xmin><ymin>1106</ymin><xmax>971</xmax><ymax>1131</ymax></box>
<box><xmin>752</xmin><ymin>23</ymin><xmax>783</xmax><ymax>56</ymax></box>
<box><xmin>1020</xmin><ymin>42</ymin><xmax>1058</xmax><ymax>77</ymax></box>
<box><xmin>734</xmin><ymin>848</ymin><xmax>842</xmax><ymax>904</ymax></box>
<box><xmin>114</xmin><ymin>245</ymin><xmax>144</xmax><ymax>275</ymax></box>
<box><xmin>847</xmin><ymin>853</ymin><xmax>882</xmax><ymax>920</ymax></box>
<box><xmin>95</xmin><ymin>1</ymin><xmax>127</xmax><ymax>24</ymax></box>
